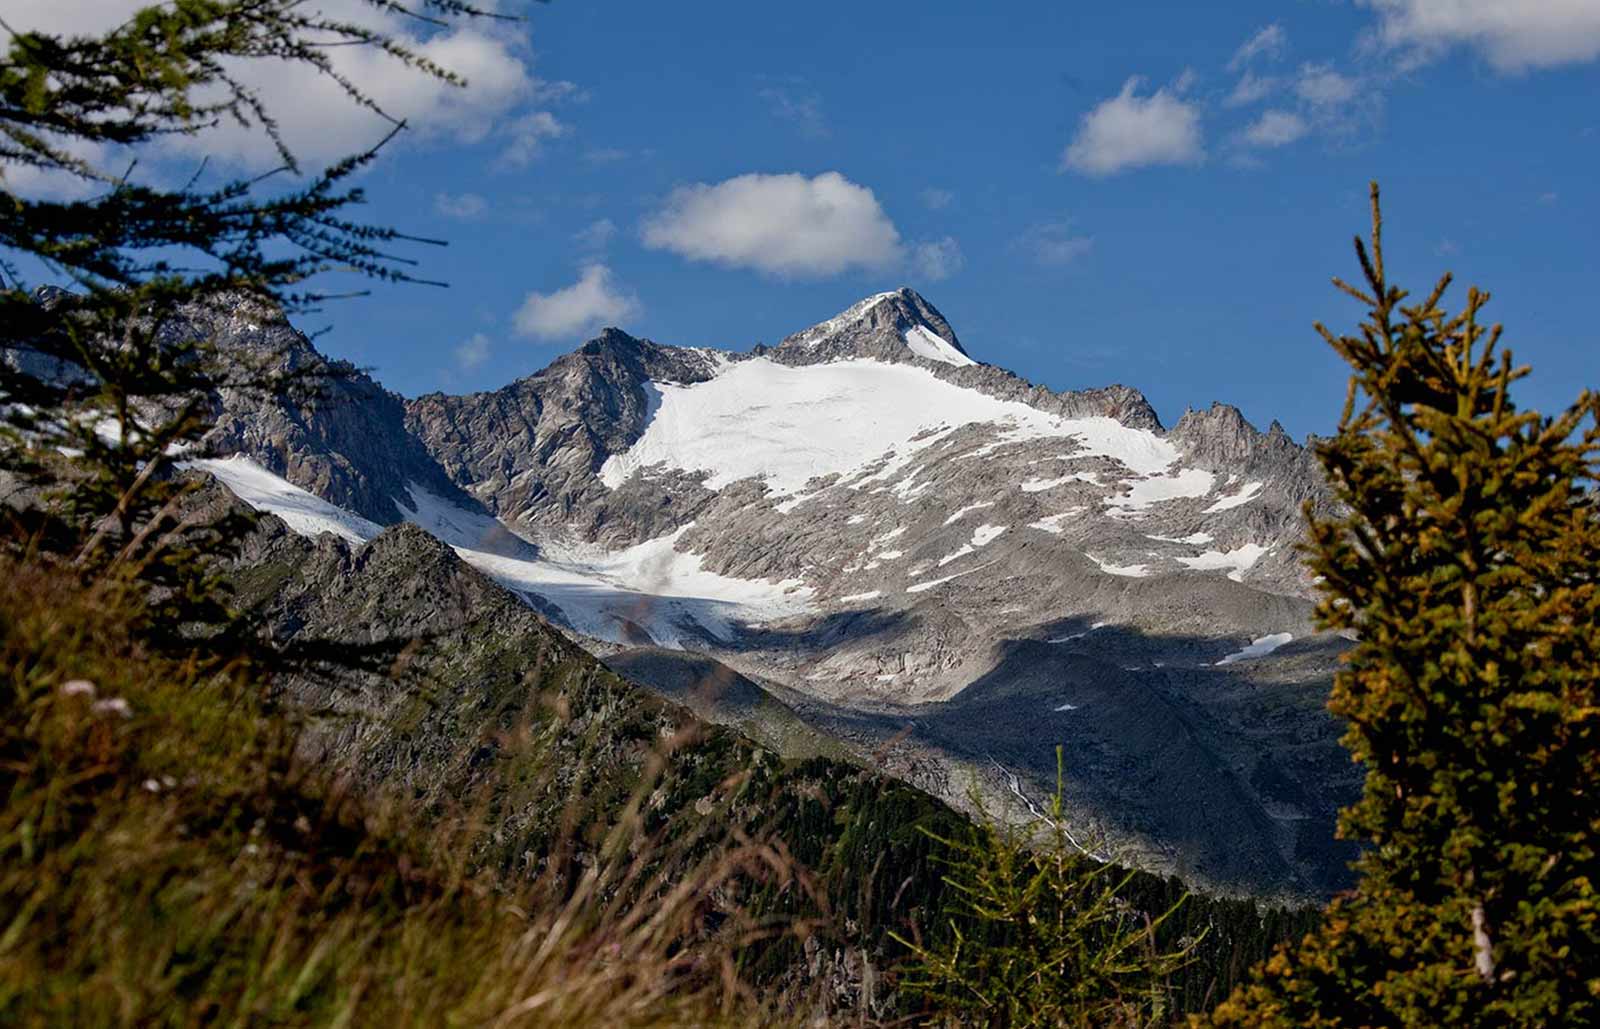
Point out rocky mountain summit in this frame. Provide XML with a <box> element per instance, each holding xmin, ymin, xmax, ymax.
<box><xmin>190</xmin><ymin>286</ymin><xmax>1358</xmax><ymax>898</ymax></box>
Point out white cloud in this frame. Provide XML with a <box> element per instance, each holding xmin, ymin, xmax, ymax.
<box><xmin>513</xmin><ymin>264</ymin><xmax>640</xmax><ymax>342</ymax></box>
<box><xmin>1061</xmin><ymin>77</ymin><xmax>1204</xmax><ymax>176</ymax></box>
<box><xmin>760</xmin><ymin>86</ymin><xmax>829</xmax><ymax>139</ymax></box>
<box><xmin>909</xmin><ymin>237</ymin><xmax>964</xmax><ymax>282</ymax></box>
<box><xmin>1014</xmin><ymin>222</ymin><xmax>1094</xmax><ymax>266</ymax></box>
<box><xmin>499</xmin><ymin>111</ymin><xmax>568</xmax><ymax>168</ymax></box>
<box><xmin>641</xmin><ymin>171</ymin><xmax>902</xmax><ymax>278</ymax></box>
<box><xmin>1229</xmin><ymin>24</ymin><xmax>1288</xmax><ymax>70</ymax></box>
<box><xmin>435</xmin><ymin>192</ymin><xmax>487</xmax><ymax>219</ymax></box>
<box><xmin>0</xmin><ymin>135</ymin><xmax>108</xmax><ymax>200</ymax></box>
<box><xmin>574</xmin><ymin>218</ymin><xmax>618</xmax><ymax>251</ymax></box>
<box><xmin>920</xmin><ymin>187</ymin><xmax>955</xmax><ymax>210</ymax></box>
<box><xmin>1295</xmin><ymin>63</ymin><xmax>1360</xmax><ymax>107</ymax></box>
<box><xmin>455</xmin><ymin>332</ymin><xmax>492</xmax><ymax>370</ymax></box>
<box><xmin>1224</xmin><ymin>71</ymin><xmax>1278</xmax><ymax>108</ymax></box>
<box><xmin>1239</xmin><ymin>110</ymin><xmax>1309</xmax><ymax>148</ymax></box>
<box><xmin>1359</xmin><ymin>0</ymin><xmax>1600</xmax><ymax>72</ymax></box>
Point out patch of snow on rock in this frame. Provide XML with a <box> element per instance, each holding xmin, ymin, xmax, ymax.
<box><xmin>871</xmin><ymin>526</ymin><xmax>907</xmax><ymax>548</ymax></box>
<box><xmin>903</xmin><ymin>324</ymin><xmax>976</xmax><ymax>367</ymax></box>
<box><xmin>971</xmin><ymin>524</ymin><xmax>1007</xmax><ymax>547</ymax></box>
<box><xmin>837</xmin><ymin>590</ymin><xmax>882</xmax><ymax>603</ymax></box>
<box><xmin>1028</xmin><ymin>507</ymin><xmax>1087</xmax><ymax>534</ymax></box>
<box><xmin>1104</xmin><ymin>468</ymin><xmax>1215</xmax><ymax>513</ymax></box>
<box><xmin>1177</xmin><ymin>543</ymin><xmax>1270</xmax><ymax>582</ymax></box>
<box><xmin>1084</xmin><ymin>552</ymin><xmax>1152</xmax><ymax>578</ymax></box>
<box><xmin>189</xmin><ymin>456</ymin><xmax>380</xmax><ymax>544</ymax></box>
<box><xmin>1203</xmin><ymin>481</ymin><xmax>1263</xmax><ymax>513</ymax></box>
<box><xmin>943</xmin><ymin>501</ymin><xmax>994</xmax><ymax>525</ymax></box>
<box><xmin>400</xmin><ymin>483</ymin><xmax>534</xmax><ymax>558</ymax></box>
<box><xmin>1216</xmin><ymin>632</ymin><xmax>1294</xmax><ymax>666</ymax></box>
<box><xmin>1148</xmin><ymin>531</ymin><xmax>1214</xmax><ymax>545</ymax></box>
<box><xmin>906</xmin><ymin>563</ymin><xmax>989</xmax><ymax>594</ymax></box>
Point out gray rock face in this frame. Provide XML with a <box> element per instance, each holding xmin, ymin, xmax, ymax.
<box><xmin>404</xmin><ymin>328</ymin><xmax>725</xmax><ymax>544</ymax></box>
<box><xmin>189</xmin><ymin>296</ymin><xmax>484</xmax><ymax>527</ymax></box>
<box><xmin>201</xmin><ymin>285</ymin><xmax>1359</xmax><ymax>899</ymax></box>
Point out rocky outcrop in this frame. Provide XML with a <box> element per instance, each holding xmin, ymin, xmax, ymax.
<box><xmin>190</xmin><ymin>296</ymin><xmax>483</xmax><ymax>527</ymax></box>
<box><xmin>404</xmin><ymin>328</ymin><xmax>726</xmax><ymax>542</ymax></box>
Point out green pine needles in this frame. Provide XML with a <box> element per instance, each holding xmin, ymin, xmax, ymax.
<box><xmin>1209</xmin><ymin>184</ymin><xmax>1600</xmax><ymax>1027</ymax></box>
<box><xmin>897</xmin><ymin>751</ymin><xmax>1200</xmax><ymax>1028</ymax></box>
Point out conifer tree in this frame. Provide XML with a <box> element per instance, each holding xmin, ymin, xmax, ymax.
<box><xmin>1208</xmin><ymin>184</ymin><xmax>1600</xmax><ymax>1027</ymax></box>
<box><xmin>0</xmin><ymin>0</ymin><xmax>498</xmax><ymax>612</ymax></box>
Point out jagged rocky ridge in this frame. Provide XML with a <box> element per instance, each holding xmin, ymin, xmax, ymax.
<box><xmin>191</xmin><ymin>286</ymin><xmax>1358</xmax><ymax>898</ymax></box>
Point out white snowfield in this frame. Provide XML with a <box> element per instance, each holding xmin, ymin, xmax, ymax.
<box><xmin>936</xmin><ymin>523</ymin><xmax>1008</xmax><ymax>567</ymax></box>
<box><xmin>187</xmin><ymin>456</ymin><xmax>380</xmax><ymax>544</ymax></box>
<box><xmin>1028</xmin><ymin>507</ymin><xmax>1088</xmax><ymax>534</ymax></box>
<box><xmin>193</xmin><ymin>456</ymin><xmax>813</xmax><ymax>649</ymax></box>
<box><xmin>1084</xmin><ymin>552</ymin><xmax>1152</xmax><ymax>578</ymax></box>
<box><xmin>1104</xmin><ymin>467</ymin><xmax>1215</xmax><ymax>512</ymax></box>
<box><xmin>1216</xmin><ymin>632</ymin><xmax>1294</xmax><ymax>666</ymax></box>
<box><xmin>1176</xmin><ymin>543</ymin><xmax>1270</xmax><ymax>583</ymax></box>
<box><xmin>906</xmin><ymin>562</ymin><xmax>991</xmax><ymax>594</ymax></box>
<box><xmin>902</xmin><ymin>324</ymin><xmax>976</xmax><ymax>367</ymax></box>
<box><xmin>1203</xmin><ymin>480</ymin><xmax>1263</xmax><ymax>512</ymax></box>
<box><xmin>943</xmin><ymin>501</ymin><xmax>994</xmax><ymax>525</ymax></box>
<box><xmin>599</xmin><ymin>357</ymin><xmax>1188</xmax><ymax>501</ymax></box>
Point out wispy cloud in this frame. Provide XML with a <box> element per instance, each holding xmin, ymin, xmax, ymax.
<box><xmin>455</xmin><ymin>332</ymin><xmax>492</xmax><ymax>370</ymax></box>
<box><xmin>909</xmin><ymin>237</ymin><xmax>965</xmax><ymax>282</ymax></box>
<box><xmin>1061</xmin><ymin>77</ymin><xmax>1204</xmax><ymax>176</ymax></box>
<box><xmin>1229</xmin><ymin>24</ymin><xmax>1288</xmax><ymax>71</ymax></box>
<box><xmin>1295</xmin><ymin>63</ymin><xmax>1360</xmax><ymax>107</ymax></box>
<box><xmin>920</xmin><ymin>187</ymin><xmax>955</xmax><ymax>210</ymax></box>
<box><xmin>499</xmin><ymin>111</ymin><xmax>568</xmax><ymax>168</ymax></box>
<box><xmin>574</xmin><ymin>218</ymin><xmax>618</xmax><ymax>252</ymax></box>
<box><xmin>1224</xmin><ymin>71</ymin><xmax>1278</xmax><ymax>108</ymax></box>
<box><xmin>1238</xmin><ymin>110</ymin><xmax>1309</xmax><ymax>148</ymax></box>
<box><xmin>760</xmin><ymin>84</ymin><xmax>829</xmax><ymax>139</ymax></box>
<box><xmin>513</xmin><ymin>264</ymin><xmax>640</xmax><ymax>341</ymax></box>
<box><xmin>435</xmin><ymin>192</ymin><xmax>488</xmax><ymax>219</ymax></box>
<box><xmin>1359</xmin><ymin>0</ymin><xmax>1600</xmax><ymax>72</ymax></box>
<box><xmin>1013</xmin><ymin>221</ymin><xmax>1094</xmax><ymax>267</ymax></box>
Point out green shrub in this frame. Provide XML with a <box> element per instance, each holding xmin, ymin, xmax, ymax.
<box><xmin>1207</xmin><ymin>185</ymin><xmax>1600</xmax><ymax>1027</ymax></box>
<box><xmin>896</xmin><ymin>753</ymin><xmax>1199</xmax><ymax>1028</ymax></box>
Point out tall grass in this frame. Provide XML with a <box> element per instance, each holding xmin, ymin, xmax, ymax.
<box><xmin>0</xmin><ymin>555</ymin><xmax>810</xmax><ymax>1026</ymax></box>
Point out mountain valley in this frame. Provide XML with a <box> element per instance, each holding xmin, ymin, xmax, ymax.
<box><xmin>195</xmin><ymin>287</ymin><xmax>1359</xmax><ymax>899</ymax></box>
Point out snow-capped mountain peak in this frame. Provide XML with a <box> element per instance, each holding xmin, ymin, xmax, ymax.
<box><xmin>774</xmin><ymin>287</ymin><xmax>975</xmax><ymax>368</ymax></box>
<box><xmin>181</xmin><ymin>285</ymin><xmax>1355</xmax><ymax>897</ymax></box>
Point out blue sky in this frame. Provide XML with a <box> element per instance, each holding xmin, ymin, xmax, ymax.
<box><xmin>15</xmin><ymin>0</ymin><xmax>1600</xmax><ymax>439</ymax></box>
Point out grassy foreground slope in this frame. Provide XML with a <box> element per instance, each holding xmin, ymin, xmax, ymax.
<box><xmin>1</xmin><ymin>493</ymin><xmax>1318</xmax><ymax>1024</ymax></box>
